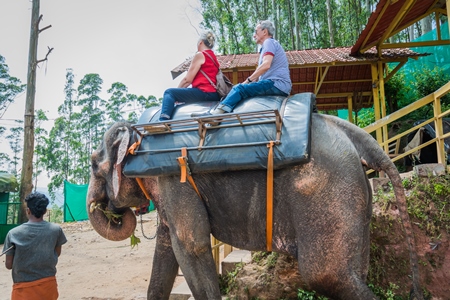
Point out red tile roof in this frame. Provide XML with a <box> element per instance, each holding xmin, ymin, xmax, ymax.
<box><xmin>171</xmin><ymin>47</ymin><xmax>427</xmax><ymax>111</ymax></box>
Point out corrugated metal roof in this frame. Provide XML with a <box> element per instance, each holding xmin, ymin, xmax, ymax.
<box><xmin>351</xmin><ymin>0</ymin><xmax>447</xmax><ymax>55</ymax></box>
<box><xmin>170</xmin><ymin>47</ymin><xmax>427</xmax><ymax>111</ymax></box>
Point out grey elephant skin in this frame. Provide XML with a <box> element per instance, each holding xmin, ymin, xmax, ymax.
<box><xmin>86</xmin><ymin>113</ymin><xmax>423</xmax><ymax>300</ymax></box>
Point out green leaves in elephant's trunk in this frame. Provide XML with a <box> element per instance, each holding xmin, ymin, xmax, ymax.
<box><xmin>88</xmin><ymin>202</ymin><xmax>137</xmax><ymax>241</ymax></box>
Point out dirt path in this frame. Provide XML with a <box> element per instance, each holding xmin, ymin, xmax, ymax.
<box><xmin>0</xmin><ymin>211</ymin><xmax>184</xmax><ymax>300</ymax></box>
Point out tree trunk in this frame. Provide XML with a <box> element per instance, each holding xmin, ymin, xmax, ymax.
<box><xmin>409</xmin><ymin>25</ymin><xmax>415</xmax><ymax>41</ymax></box>
<box><xmin>421</xmin><ymin>15</ymin><xmax>432</xmax><ymax>35</ymax></box>
<box><xmin>19</xmin><ymin>0</ymin><xmax>40</xmax><ymax>223</ymax></box>
<box><xmin>326</xmin><ymin>0</ymin><xmax>335</xmax><ymax>47</ymax></box>
<box><xmin>293</xmin><ymin>0</ymin><xmax>300</xmax><ymax>49</ymax></box>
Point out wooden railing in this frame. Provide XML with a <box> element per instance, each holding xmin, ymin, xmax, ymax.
<box><xmin>211</xmin><ymin>236</ymin><xmax>233</xmax><ymax>273</ymax></box>
<box><xmin>364</xmin><ymin>80</ymin><xmax>450</xmax><ymax>172</ymax></box>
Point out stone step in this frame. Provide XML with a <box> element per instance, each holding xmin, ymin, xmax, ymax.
<box><xmin>169</xmin><ymin>250</ymin><xmax>252</xmax><ymax>299</ymax></box>
<box><xmin>169</xmin><ymin>280</ymin><xmax>191</xmax><ymax>300</ymax></box>
<box><xmin>221</xmin><ymin>249</ymin><xmax>252</xmax><ymax>275</ymax></box>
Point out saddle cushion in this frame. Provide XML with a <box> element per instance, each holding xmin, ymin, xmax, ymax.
<box><xmin>123</xmin><ymin>92</ymin><xmax>314</xmax><ymax>177</ymax></box>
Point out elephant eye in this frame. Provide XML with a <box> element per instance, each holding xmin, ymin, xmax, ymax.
<box><xmin>91</xmin><ymin>160</ymin><xmax>99</xmax><ymax>175</ymax></box>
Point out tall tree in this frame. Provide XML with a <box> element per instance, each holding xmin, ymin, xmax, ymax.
<box><xmin>33</xmin><ymin>109</ymin><xmax>48</xmax><ymax>190</ymax></box>
<box><xmin>44</xmin><ymin>69</ymin><xmax>80</xmax><ymax>196</ymax></box>
<box><xmin>6</xmin><ymin>122</ymin><xmax>24</xmax><ymax>177</ymax></box>
<box><xmin>106</xmin><ymin>82</ymin><xmax>130</xmax><ymax>123</ymax></box>
<box><xmin>0</xmin><ymin>55</ymin><xmax>26</xmax><ymax>120</ymax></box>
<box><xmin>76</xmin><ymin>73</ymin><xmax>105</xmax><ymax>184</ymax></box>
<box><xmin>326</xmin><ymin>0</ymin><xmax>335</xmax><ymax>47</ymax></box>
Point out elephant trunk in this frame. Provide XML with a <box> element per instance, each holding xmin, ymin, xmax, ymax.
<box><xmin>88</xmin><ymin>201</ymin><xmax>137</xmax><ymax>241</ymax></box>
<box><xmin>87</xmin><ymin>174</ymin><xmax>136</xmax><ymax>241</ymax></box>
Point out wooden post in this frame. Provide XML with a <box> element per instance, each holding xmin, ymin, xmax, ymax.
<box><xmin>19</xmin><ymin>0</ymin><xmax>40</xmax><ymax>223</ymax></box>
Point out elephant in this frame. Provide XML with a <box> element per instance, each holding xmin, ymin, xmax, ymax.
<box><xmin>87</xmin><ymin>105</ymin><xmax>423</xmax><ymax>300</ymax></box>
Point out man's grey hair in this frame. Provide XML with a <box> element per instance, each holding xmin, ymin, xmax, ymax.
<box><xmin>259</xmin><ymin>20</ymin><xmax>275</xmax><ymax>37</ymax></box>
<box><xmin>199</xmin><ymin>30</ymin><xmax>215</xmax><ymax>49</ymax></box>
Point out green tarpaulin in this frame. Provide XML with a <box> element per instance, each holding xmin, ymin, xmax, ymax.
<box><xmin>64</xmin><ymin>180</ymin><xmax>89</xmax><ymax>222</ymax></box>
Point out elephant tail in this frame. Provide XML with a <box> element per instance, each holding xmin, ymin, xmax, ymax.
<box><xmin>327</xmin><ymin>115</ymin><xmax>424</xmax><ymax>300</ymax></box>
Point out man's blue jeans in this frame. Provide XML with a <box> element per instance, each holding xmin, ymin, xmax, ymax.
<box><xmin>218</xmin><ymin>79</ymin><xmax>288</xmax><ymax>112</ymax></box>
<box><xmin>160</xmin><ymin>88</ymin><xmax>221</xmax><ymax>120</ymax></box>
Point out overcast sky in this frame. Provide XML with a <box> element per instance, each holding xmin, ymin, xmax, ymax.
<box><xmin>0</xmin><ymin>0</ymin><xmax>204</xmax><ymax>181</ymax></box>
<box><xmin>5</xmin><ymin>1</ymin><xmax>446</xmax><ymax>186</ymax></box>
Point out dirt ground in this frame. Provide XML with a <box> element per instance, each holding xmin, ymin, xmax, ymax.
<box><xmin>0</xmin><ymin>211</ymin><xmax>184</xmax><ymax>300</ymax></box>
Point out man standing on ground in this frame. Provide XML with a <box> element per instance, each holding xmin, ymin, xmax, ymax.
<box><xmin>3</xmin><ymin>192</ymin><xmax>67</xmax><ymax>300</ymax></box>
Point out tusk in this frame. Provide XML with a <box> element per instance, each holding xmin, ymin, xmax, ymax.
<box><xmin>89</xmin><ymin>202</ymin><xmax>97</xmax><ymax>213</ymax></box>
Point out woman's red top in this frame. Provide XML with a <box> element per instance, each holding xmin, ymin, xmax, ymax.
<box><xmin>192</xmin><ymin>49</ymin><xmax>219</xmax><ymax>93</ymax></box>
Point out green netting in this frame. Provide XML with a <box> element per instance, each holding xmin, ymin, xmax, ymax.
<box><xmin>400</xmin><ymin>22</ymin><xmax>450</xmax><ymax>78</ymax></box>
<box><xmin>64</xmin><ymin>180</ymin><xmax>89</xmax><ymax>222</ymax></box>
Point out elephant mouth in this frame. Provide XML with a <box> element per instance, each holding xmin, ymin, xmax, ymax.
<box><xmin>89</xmin><ymin>201</ymin><xmax>126</xmax><ymax>225</ymax></box>
<box><xmin>88</xmin><ymin>197</ymin><xmax>137</xmax><ymax>241</ymax></box>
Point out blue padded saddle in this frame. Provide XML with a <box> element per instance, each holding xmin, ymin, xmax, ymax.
<box><xmin>123</xmin><ymin>92</ymin><xmax>314</xmax><ymax>177</ymax></box>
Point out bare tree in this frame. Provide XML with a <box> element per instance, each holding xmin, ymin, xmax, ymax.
<box><xmin>19</xmin><ymin>0</ymin><xmax>52</xmax><ymax>223</ymax></box>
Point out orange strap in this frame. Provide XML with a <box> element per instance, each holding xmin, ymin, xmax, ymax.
<box><xmin>177</xmin><ymin>148</ymin><xmax>188</xmax><ymax>183</ymax></box>
<box><xmin>135</xmin><ymin>177</ymin><xmax>151</xmax><ymax>200</ymax></box>
<box><xmin>177</xmin><ymin>147</ymin><xmax>202</xmax><ymax>200</ymax></box>
<box><xmin>266</xmin><ymin>141</ymin><xmax>275</xmax><ymax>252</ymax></box>
<box><xmin>127</xmin><ymin>138</ymin><xmax>142</xmax><ymax>155</ymax></box>
<box><xmin>126</xmin><ymin>138</ymin><xmax>152</xmax><ymax>203</ymax></box>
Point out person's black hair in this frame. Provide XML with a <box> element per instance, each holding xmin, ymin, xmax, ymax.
<box><xmin>25</xmin><ymin>192</ymin><xmax>49</xmax><ymax>218</ymax></box>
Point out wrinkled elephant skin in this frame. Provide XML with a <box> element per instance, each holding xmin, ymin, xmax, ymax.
<box><xmin>87</xmin><ymin>114</ymin><xmax>423</xmax><ymax>300</ymax></box>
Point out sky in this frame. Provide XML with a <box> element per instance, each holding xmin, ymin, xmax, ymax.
<box><xmin>0</xmin><ymin>0</ymin><xmax>204</xmax><ymax>185</ymax></box>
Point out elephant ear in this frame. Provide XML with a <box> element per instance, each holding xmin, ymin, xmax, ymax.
<box><xmin>113</xmin><ymin>127</ymin><xmax>130</xmax><ymax>198</ymax></box>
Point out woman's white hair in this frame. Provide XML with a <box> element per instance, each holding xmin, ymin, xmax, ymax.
<box><xmin>199</xmin><ymin>30</ymin><xmax>215</xmax><ymax>49</ymax></box>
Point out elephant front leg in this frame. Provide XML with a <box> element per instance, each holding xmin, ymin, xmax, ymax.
<box><xmin>147</xmin><ymin>222</ymin><xmax>179</xmax><ymax>300</ymax></box>
<box><xmin>163</xmin><ymin>198</ymin><xmax>221</xmax><ymax>298</ymax></box>
<box><xmin>170</xmin><ymin>230</ymin><xmax>221</xmax><ymax>300</ymax></box>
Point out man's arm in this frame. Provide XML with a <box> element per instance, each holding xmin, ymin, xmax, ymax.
<box><xmin>5</xmin><ymin>255</ymin><xmax>13</xmax><ymax>270</ymax></box>
<box><xmin>246</xmin><ymin>54</ymin><xmax>273</xmax><ymax>83</ymax></box>
<box><xmin>55</xmin><ymin>245</ymin><xmax>62</xmax><ymax>257</ymax></box>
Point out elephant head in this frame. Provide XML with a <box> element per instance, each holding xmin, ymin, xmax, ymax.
<box><xmin>87</xmin><ymin>122</ymin><xmax>149</xmax><ymax>241</ymax></box>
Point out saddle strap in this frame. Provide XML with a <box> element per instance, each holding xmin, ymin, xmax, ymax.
<box><xmin>266</xmin><ymin>141</ymin><xmax>274</xmax><ymax>252</ymax></box>
<box><xmin>177</xmin><ymin>147</ymin><xmax>203</xmax><ymax>200</ymax></box>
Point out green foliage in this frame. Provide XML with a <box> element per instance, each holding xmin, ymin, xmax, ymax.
<box><xmin>252</xmin><ymin>251</ymin><xmax>278</xmax><ymax>268</ymax></box>
<box><xmin>368</xmin><ymin>283</ymin><xmax>402</xmax><ymax>300</ymax></box>
<box><xmin>404</xmin><ymin>174</ymin><xmax>450</xmax><ymax>236</ymax></box>
<box><xmin>297</xmin><ymin>289</ymin><xmax>328</xmax><ymax>300</ymax></box>
<box><xmin>200</xmin><ymin>0</ymin><xmax>376</xmax><ymax>53</ymax></box>
<box><xmin>384</xmin><ymin>69</ymin><xmax>412</xmax><ymax>114</ymax></box>
<box><xmin>0</xmin><ymin>54</ymin><xmax>26</xmax><ymax>119</ymax></box>
<box><xmin>356</xmin><ymin>108</ymin><xmax>375</xmax><ymax>128</ymax></box>
<box><xmin>130</xmin><ymin>233</ymin><xmax>141</xmax><ymax>249</ymax></box>
<box><xmin>409</xmin><ymin>66</ymin><xmax>450</xmax><ymax>120</ymax></box>
<box><xmin>0</xmin><ymin>172</ymin><xmax>19</xmax><ymax>192</ymax></box>
<box><xmin>49</xmin><ymin>204</ymin><xmax>63</xmax><ymax>223</ymax></box>
<box><xmin>219</xmin><ymin>262</ymin><xmax>244</xmax><ymax>295</ymax></box>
